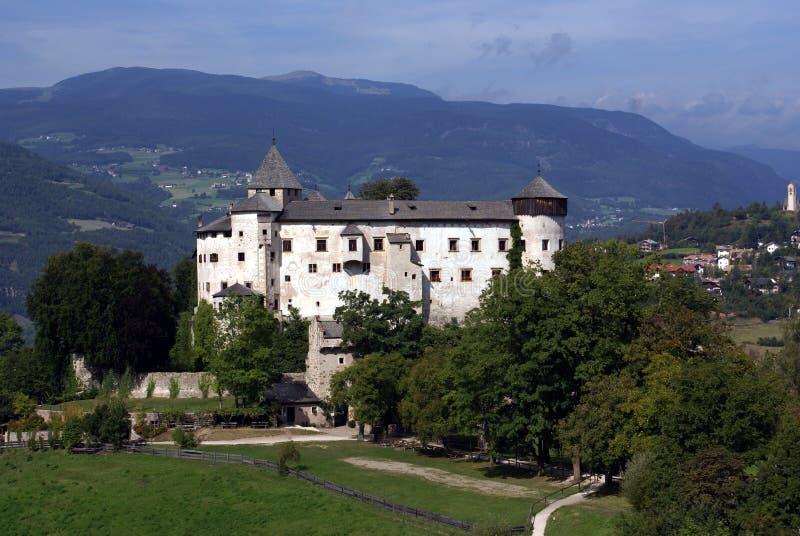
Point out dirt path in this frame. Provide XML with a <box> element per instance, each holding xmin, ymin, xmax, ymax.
<box><xmin>342</xmin><ymin>457</ymin><xmax>545</xmax><ymax>498</ymax></box>
<box><xmin>151</xmin><ymin>432</ymin><xmax>353</xmax><ymax>446</ymax></box>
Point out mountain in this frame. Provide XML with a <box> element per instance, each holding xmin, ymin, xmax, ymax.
<box><xmin>0</xmin><ymin>142</ymin><xmax>193</xmax><ymax>314</ymax></box>
<box><xmin>727</xmin><ymin>145</ymin><xmax>800</xmax><ymax>181</ymax></box>
<box><xmin>0</xmin><ymin>67</ymin><xmax>786</xmax><ymax>217</ymax></box>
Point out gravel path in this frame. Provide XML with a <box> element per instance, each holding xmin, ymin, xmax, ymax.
<box><xmin>530</xmin><ymin>479</ymin><xmax>604</xmax><ymax>536</ymax></box>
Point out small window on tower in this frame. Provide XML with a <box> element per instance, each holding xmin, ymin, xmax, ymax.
<box><xmin>542</xmin><ymin>239</ymin><xmax>550</xmax><ymax>252</ymax></box>
<box><xmin>349</xmin><ymin>239</ymin><xmax>358</xmax><ymax>252</ymax></box>
<box><xmin>471</xmin><ymin>239</ymin><xmax>480</xmax><ymax>252</ymax></box>
<box><xmin>309</xmin><ymin>264</ymin><xmax>317</xmax><ymax>273</ymax></box>
<box><xmin>239</xmin><ymin>231</ymin><xmax>244</xmax><ymax>237</ymax></box>
<box><xmin>332</xmin><ymin>263</ymin><xmax>342</xmax><ymax>273</ymax></box>
<box><xmin>269</xmin><ymin>188</ymin><xmax>275</xmax><ymax>196</ymax></box>
<box><xmin>498</xmin><ymin>238</ymin><xmax>508</xmax><ymax>252</ymax></box>
<box><xmin>449</xmin><ymin>239</ymin><xmax>459</xmax><ymax>252</ymax></box>
<box><xmin>282</xmin><ymin>240</ymin><xmax>292</xmax><ymax>252</ymax></box>
<box><xmin>415</xmin><ymin>240</ymin><xmax>424</xmax><ymax>251</ymax></box>
<box><xmin>373</xmin><ymin>238</ymin><xmax>384</xmax><ymax>251</ymax></box>
<box><xmin>209</xmin><ymin>253</ymin><xmax>218</xmax><ymax>263</ymax></box>
<box><xmin>262</xmin><ymin>229</ymin><xmax>267</xmax><ymax>235</ymax></box>
<box><xmin>221</xmin><ymin>281</ymin><xmax>228</xmax><ymax>290</ymax></box>
<box><xmin>558</xmin><ymin>239</ymin><xmax>564</xmax><ymax>250</ymax></box>
<box><xmin>430</xmin><ymin>269</ymin><xmax>441</xmax><ymax>282</ymax></box>
<box><xmin>245</xmin><ymin>282</ymin><xmax>252</xmax><ymax>288</ymax></box>
<box><xmin>461</xmin><ymin>269</ymin><xmax>472</xmax><ymax>282</ymax></box>
<box><xmin>238</xmin><ymin>252</ymin><xmax>245</xmax><ymax>262</ymax></box>
<box><xmin>285</xmin><ymin>275</ymin><xmax>291</xmax><ymax>282</ymax></box>
<box><xmin>316</xmin><ymin>239</ymin><xmax>327</xmax><ymax>252</ymax></box>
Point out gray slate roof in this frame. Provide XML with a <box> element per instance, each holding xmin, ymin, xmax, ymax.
<box><xmin>212</xmin><ymin>283</ymin><xmax>263</xmax><ymax>298</ymax></box>
<box><xmin>264</xmin><ymin>379</ymin><xmax>320</xmax><ymax>404</ymax></box>
<box><xmin>387</xmin><ymin>232</ymin><xmax>412</xmax><ymax>244</ymax></box>
<box><xmin>318</xmin><ymin>319</ymin><xmax>343</xmax><ymax>339</ymax></box>
<box><xmin>278</xmin><ymin>200</ymin><xmax>515</xmax><ymax>222</ymax></box>
<box><xmin>306</xmin><ymin>189</ymin><xmax>327</xmax><ymax>201</ymax></box>
<box><xmin>231</xmin><ymin>192</ymin><xmax>283</xmax><ymax>213</ymax></box>
<box><xmin>249</xmin><ymin>143</ymin><xmax>302</xmax><ymax>190</ymax></box>
<box><xmin>340</xmin><ymin>223</ymin><xmax>363</xmax><ymax>236</ymax></box>
<box><xmin>195</xmin><ymin>215</ymin><xmax>231</xmax><ymax>234</ymax></box>
<box><xmin>513</xmin><ymin>176</ymin><xmax>567</xmax><ymax>199</ymax></box>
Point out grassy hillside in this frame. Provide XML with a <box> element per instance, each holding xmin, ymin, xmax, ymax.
<box><xmin>0</xmin><ymin>142</ymin><xmax>193</xmax><ymax>314</ymax></box>
<box><xmin>0</xmin><ymin>449</ymin><xmax>443</xmax><ymax>535</ymax></box>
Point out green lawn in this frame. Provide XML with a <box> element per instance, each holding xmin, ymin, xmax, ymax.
<box><xmin>0</xmin><ymin>449</ymin><xmax>445</xmax><ymax>535</ymax></box>
<box><xmin>40</xmin><ymin>397</ymin><xmax>236</xmax><ymax>413</ymax></box>
<box><xmin>727</xmin><ymin>318</ymin><xmax>784</xmax><ymax>357</ymax></box>
<box><xmin>202</xmin><ymin>441</ymin><xmax>573</xmax><ymax>526</ymax></box>
<box><xmin>545</xmin><ymin>492</ymin><xmax>630</xmax><ymax>536</ymax></box>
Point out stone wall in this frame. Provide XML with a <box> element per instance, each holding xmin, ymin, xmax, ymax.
<box><xmin>305</xmin><ymin>318</ymin><xmax>353</xmax><ymax>400</ymax></box>
<box><xmin>130</xmin><ymin>372</ymin><xmax>215</xmax><ymax>399</ymax></box>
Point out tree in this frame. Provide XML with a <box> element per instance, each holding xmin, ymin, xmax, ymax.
<box><xmin>168</xmin><ymin>311</ymin><xmax>198</xmax><ymax>371</ymax></box>
<box><xmin>357</xmin><ymin>177</ymin><xmax>419</xmax><ymax>200</ymax></box>
<box><xmin>272</xmin><ymin>306</ymin><xmax>309</xmax><ymax>373</ymax></box>
<box><xmin>334</xmin><ymin>287</ymin><xmax>424</xmax><ymax>358</ymax></box>
<box><xmin>172</xmin><ymin>255</ymin><xmax>197</xmax><ymax>313</ymax></box>
<box><xmin>27</xmin><ymin>242</ymin><xmax>177</xmax><ymax>380</ymax></box>
<box><xmin>209</xmin><ymin>296</ymin><xmax>281</xmax><ymax>406</ymax></box>
<box><xmin>331</xmin><ymin>353</ymin><xmax>408</xmax><ymax>428</ymax></box>
<box><xmin>82</xmin><ymin>398</ymin><xmax>131</xmax><ymax>450</ymax></box>
<box><xmin>0</xmin><ymin>312</ymin><xmax>23</xmax><ymax>355</ymax></box>
<box><xmin>193</xmin><ymin>300</ymin><xmax>217</xmax><ymax>367</ymax></box>
<box><xmin>399</xmin><ymin>350</ymin><xmax>454</xmax><ymax>443</ymax></box>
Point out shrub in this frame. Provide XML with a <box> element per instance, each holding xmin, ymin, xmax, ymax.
<box><xmin>83</xmin><ymin>399</ymin><xmax>130</xmax><ymax>450</ymax></box>
<box><xmin>278</xmin><ymin>441</ymin><xmax>300</xmax><ymax>476</ymax></box>
<box><xmin>98</xmin><ymin>373</ymin><xmax>117</xmax><ymax>399</ymax></box>
<box><xmin>168</xmin><ymin>377</ymin><xmax>181</xmax><ymax>399</ymax></box>
<box><xmin>145</xmin><ymin>377</ymin><xmax>156</xmax><ymax>398</ymax></box>
<box><xmin>63</xmin><ymin>416</ymin><xmax>84</xmax><ymax>450</ymax></box>
<box><xmin>162</xmin><ymin>409</ymin><xmax>187</xmax><ymax>426</ymax></box>
<box><xmin>347</xmin><ymin>419</ymin><xmax>356</xmax><ymax>428</ymax></box>
<box><xmin>757</xmin><ymin>336</ymin><xmax>784</xmax><ymax>347</ymax></box>
<box><xmin>172</xmin><ymin>427</ymin><xmax>199</xmax><ymax>448</ymax></box>
<box><xmin>118</xmin><ymin>368</ymin><xmax>133</xmax><ymax>399</ymax></box>
<box><xmin>133</xmin><ymin>412</ymin><xmax>166</xmax><ymax>440</ymax></box>
<box><xmin>199</xmin><ymin>373</ymin><xmax>212</xmax><ymax>399</ymax></box>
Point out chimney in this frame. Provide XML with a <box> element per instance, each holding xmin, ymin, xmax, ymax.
<box><xmin>196</xmin><ymin>215</ymin><xmax>203</xmax><ymax>228</ymax></box>
<box><xmin>388</xmin><ymin>194</ymin><xmax>395</xmax><ymax>215</ymax></box>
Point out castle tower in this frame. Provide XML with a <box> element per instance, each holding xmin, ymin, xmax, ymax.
<box><xmin>512</xmin><ymin>172</ymin><xmax>568</xmax><ymax>271</ymax></box>
<box><xmin>788</xmin><ymin>182</ymin><xmax>797</xmax><ymax>212</ymax></box>
<box><xmin>248</xmin><ymin>138</ymin><xmax>303</xmax><ymax>208</ymax></box>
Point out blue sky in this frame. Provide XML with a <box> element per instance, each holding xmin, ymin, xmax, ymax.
<box><xmin>2</xmin><ymin>0</ymin><xmax>799</xmax><ymax>149</ymax></box>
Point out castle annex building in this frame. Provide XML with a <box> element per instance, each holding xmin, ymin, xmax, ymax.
<box><xmin>195</xmin><ymin>140</ymin><xmax>567</xmax><ymax>324</ymax></box>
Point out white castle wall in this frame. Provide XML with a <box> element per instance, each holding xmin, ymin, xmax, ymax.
<box><xmin>518</xmin><ymin>214</ymin><xmax>566</xmax><ymax>272</ymax></box>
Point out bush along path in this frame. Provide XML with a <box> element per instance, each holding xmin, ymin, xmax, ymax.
<box><xmin>530</xmin><ymin>478</ymin><xmax>604</xmax><ymax>536</ymax></box>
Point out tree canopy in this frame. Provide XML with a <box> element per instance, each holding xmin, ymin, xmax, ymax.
<box><xmin>357</xmin><ymin>177</ymin><xmax>419</xmax><ymax>200</ymax></box>
<box><xmin>27</xmin><ymin>242</ymin><xmax>176</xmax><ymax>380</ymax></box>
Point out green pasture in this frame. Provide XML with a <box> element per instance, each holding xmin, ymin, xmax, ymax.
<box><xmin>39</xmin><ymin>397</ymin><xmax>235</xmax><ymax>414</ymax></box>
<box><xmin>0</xmin><ymin>449</ymin><xmax>442</xmax><ymax>535</ymax></box>
<box><xmin>544</xmin><ymin>492</ymin><xmax>630</xmax><ymax>536</ymax></box>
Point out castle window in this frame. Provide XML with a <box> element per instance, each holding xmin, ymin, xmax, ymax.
<box><xmin>415</xmin><ymin>240</ymin><xmax>424</xmax><ymax>251</ymax></box>
<box><xmin>198</xmin><ymin>256</ymin><xmax>202</xmax><ymax>264</ymax></box>
<box><xmin>205</xmin><ymin>282</ymin><xmax>210</xmax><ymax>292</ymax></box>
<box><xmin>542</xmin><ymin>239</ymin><xmax>550</xmax><ymax>251</ymax></box>
<box><xmin>471</xmin><ymin>239</ymin><xmax>481</xmax><ymax>252</ymax></box>
<box><xmin>559</xmin><ymin>239</ymin><xmax>564</xmax><ymax>250</ymax></box>
<box><xmin>245</xmin><ymin>282</ymin><xmax>252</xmax><ymax>288</ymax></box>
<box><xmin>316</xmin><ymin>239</ymin><xmax>327</xmax><ymax>252</ymax></box>
<box><xmin>339</xmin><ymin>357</ymin><xmax>345</xmax><ymax>364</ymax></box>
<box><xmin>209</xmin><ymin>253</ymin><xmax>218</xmax><ymax>262</ymax></box>
<box><xmin>282</xmin><ymin>240</ymin><xmax>292</xmax><ymax>252</ymax></box>
<box><xmin>212</xmin><ymin>232</ymin><xmax>217</xmax><ymax>238</ymax></box>
<box><xmin>309</xmin><ymin>264</ymin><xmax>317</xmax><ymax>273</ymax></box>
<box><xmin>221</xmin><ymin>282</ymin><xmax>228</xmax><ymax>290</ymax></box>
<box><xmin>285</xmin><ymin>275</ymin><xmax>291</xmax><ymax>282</ymax></box>
<box><xmin>430</xmin><ymin>269</ymin><xmax>441</xmax><ymax>282</ymax></box>
<box><xmin>332</xmin><ymin>263</ymin><xmax>342</xmax><ymax>273</ymax></box>
<box><xmin>498</xmin><ymin>238</ymin><xmax>508</xmax><ymax>252</ymax></box>
<box><xmin>223</xmin><ymin>231</ymin><xmax>232</xmax><ymax>238</ymax></box>
<box><xmin>348</xmin><ymin>239</ymin><xmax>358</xmax><ymax>252</ymax></box>
<box><xmin>492</xmin><ymin>268</ymin><xmax>502</xmax><ymax>277</ymax></box>
<box><xmin>449</xmin><ymin>239</ymin><xmax>459</xmax><ymax>252</ymax></box>
<box><xmin>270</xmin><ymin>251</ymin><xmax>275</xmax><ymax>261</ymax></box>
<box><xmin>269</xmin><ymin>188</ymin><xmax>275</xmax><ymax>196</ymax></box>
<box><xmin>238</xmin><ymin>252</ymin><xmax>245</xmax><ymax>262</ymax></box>
<box><xmin>273</xmin><ymin>299</ymin><xmax>278</xmax><ymax>309</ymax></box>
<box><xmin>461</xmin><ymin>269</ymin><xmax>472</xmax><ymax>282</ymax></box>
<box><xmin>363</xmin><ymin>263</ymin><xmax>371</xmax><ymax>273</ymax></box>
<box><xmin>262</xmin><ymin>229</ymin><xmax>267</xmax><ymax>235</ymax></box>
<box><xmin>270</xmin><ymin>278</ymin><xmax>274</xmax><ymax>286</ymax></box>
<box><xmin>239</xmin><ymin>231</ymin><xmax>244</xmax><ymax>237</ymax></box>
<box><xmin>373</xmin><ymin>238</ymin><xmax>384</xmax><ymax>251</ymax></box>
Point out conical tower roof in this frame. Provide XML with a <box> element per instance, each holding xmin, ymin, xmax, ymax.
<box><xmin>250</xmin><ymin>141</ymin><xmax>302</xmax><ymax>190</ymax></box>
<box><xmin>513</xmin><ymin>175</ymin><xmax>566</xmax><ymax>199</ymax></box>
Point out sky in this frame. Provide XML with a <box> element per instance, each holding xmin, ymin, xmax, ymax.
<box><xmin>2</xmin><ymin>0</ymin><xmax>799</xmax><ymax>150</ymax></box>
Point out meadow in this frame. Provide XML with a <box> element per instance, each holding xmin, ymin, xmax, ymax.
<box><xmin>544</xmin><ymin>492</ymin><xmax>630</xmax><ymax>536</ymax></box>
<box><xmin>0</xmin><ymin>449</ymin><xmax>450</xmax><ymax>536</ymax></box>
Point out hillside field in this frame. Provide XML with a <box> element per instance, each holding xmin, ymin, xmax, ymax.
<box><xmin>0</xmin><ymin>449</ymin><xmax>450</xmax><ymax>536</ymax></box>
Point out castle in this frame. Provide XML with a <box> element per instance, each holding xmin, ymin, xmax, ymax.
<box><xmin>195</xmin><ymin>139</ymin><xmax>568</xmax><ymax>325</ymax></box>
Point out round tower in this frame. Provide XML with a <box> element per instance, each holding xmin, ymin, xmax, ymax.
<box><xmin>512</xmin><ymin>173</ymin><xmax>568</xmax><ymax>271</ymax></box>
<box><xmin>787</xmin><ymin>182</ymin><xmax>797</xmax><ymax>212</ymax></box>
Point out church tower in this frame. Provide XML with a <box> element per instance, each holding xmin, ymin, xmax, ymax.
<box><xmin>248</xmin><ymin>139</ymin><xmax>303</xmax><ymax>208</ymax></box>
<box><xmin>787</xmin><ymin>182</ymin><xmax>797</xmax><ymax>212</ymax></box>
